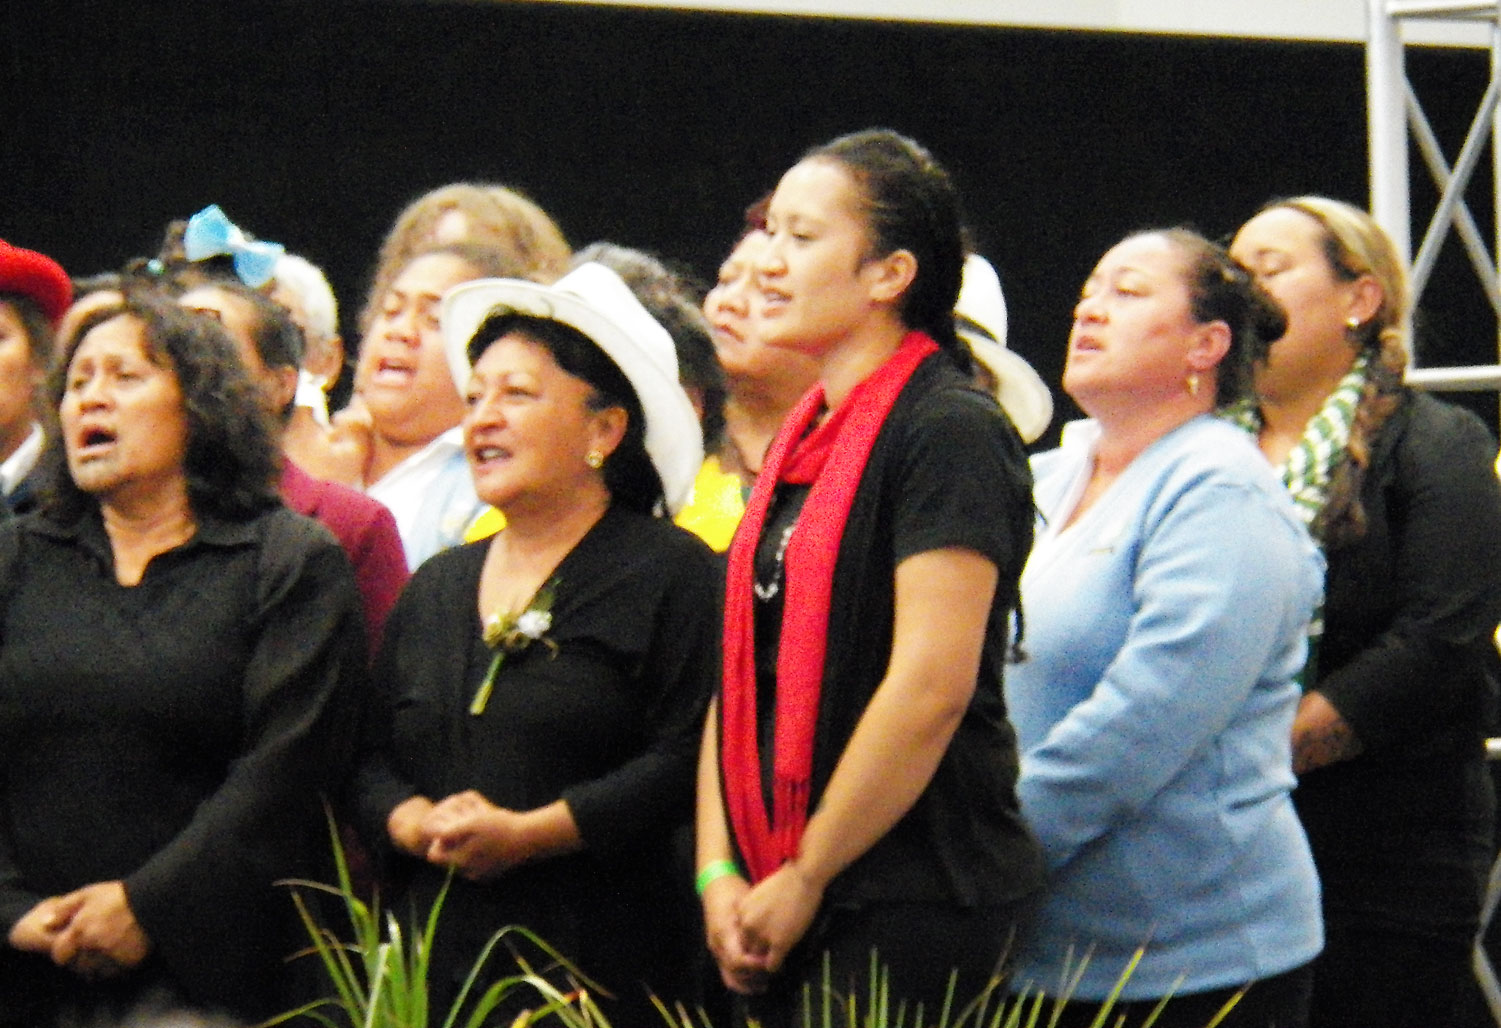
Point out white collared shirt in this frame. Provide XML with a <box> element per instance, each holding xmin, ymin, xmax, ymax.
<box><xmin>366</xmin><ymin>426</ymin><xmax>485</xmax><ymax>571</ymax></box>
<box><xmin>1</xmin><ymin>424</ymin><xmax>43</xmax><ymax>498</ymax></box>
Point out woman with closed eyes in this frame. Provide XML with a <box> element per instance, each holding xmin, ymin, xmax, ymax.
<box><xmin>1005</xmin><ymin>228</ymin><xmax>1323</xmax><ymax>1028</ymax></box>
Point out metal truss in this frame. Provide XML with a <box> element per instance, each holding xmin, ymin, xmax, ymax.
<box><xmin>1369</xmin><ymin>0</ymin><xmax>1501</xmax><ymax>391</ymax></box>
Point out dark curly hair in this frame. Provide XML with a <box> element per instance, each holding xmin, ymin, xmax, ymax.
<box><xmin>38</xmin><ymin>295</ymin><xmax>282</xmax><ymax>522</ymax></box>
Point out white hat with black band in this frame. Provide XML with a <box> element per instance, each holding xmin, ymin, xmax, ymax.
<box><xmin>441</xmin><ymin>261</ymin><xmax>704</xmax><ymax>514</ymax></box>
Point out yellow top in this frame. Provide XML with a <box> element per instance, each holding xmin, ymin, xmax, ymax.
<box><xmin>674</xmin><ymin>455</ymin><xmax>749</xmax><ymax>553</ymax></box>
<box><xmin>464</xmin><ymin>505</ymin><xmax>506</xmax><ymax>544</ymax></box>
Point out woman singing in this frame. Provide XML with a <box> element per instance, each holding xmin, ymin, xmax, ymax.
<box><xmin>1230</xmin><ymin>197</ymin><xmax>1501</xmax><ymax>1027</ymax></box>
<box><xmin>0</xmin><ymin>297</ymin><xmax>365</xmax><ymax>1025</ymax></box>
<box><xmin>1007</xmin><ymin>229</ymin><xmax>1322</xmax><ymax>1028</ymax></box>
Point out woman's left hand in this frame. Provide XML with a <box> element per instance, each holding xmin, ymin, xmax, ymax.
<box><xmin>735</xmin><ymin>862</ymin><xmax>825</xmax><ymax>974</ymax></box>
<box><xmin>1291</xmin><ymin>690</ymin><xmax>1364</xmax><ymax>773</ymax></box>
<box><xmin>48</xmin><ymin>881</ymin><xmax>150</xmax><ymax>979</ymax></box>
<box><xmin>423</xmin><ymin>790</ymin><xmax>532</xmax><ymax>880</ymax></box>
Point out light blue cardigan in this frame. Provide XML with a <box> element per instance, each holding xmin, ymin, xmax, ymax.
<box><xmin>1006</xmin><ymin>415</ymin><xmax>1323</xmax><ymax>1001</ymax></box>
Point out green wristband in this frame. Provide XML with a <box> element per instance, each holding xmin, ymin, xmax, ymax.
<box><xmin>695</xmin><ymin>859</ymin><xmax>742</xmax><ymax>896</ymax></box>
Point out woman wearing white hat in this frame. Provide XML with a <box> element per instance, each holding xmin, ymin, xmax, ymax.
<box><xmin>351</xmin><ymin>263</ymin><xmax>719</xmax><ymax>1025</ymax></box>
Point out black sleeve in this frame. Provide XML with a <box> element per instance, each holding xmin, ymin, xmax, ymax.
<box><xmin>890</xmin><ymin>386</ymin><xmax>1034</xmax><ymax>587</ymax></box>
<box><xmin>561</xmin><ymin>533</ymin><xmax>721</xmax><ymax>854</ymax></box>
<box><xmin>123</xmin><ymin>516</ymin><xmax>367</xmax><ymax>967</ymax></box>
<box><xmin>0</xmin><ymin>525</ymin><xmax>40</xmax><ymax>931</ymax></box>
<box><xmin>347</xmin><ymin>569</ymin><xmax>431</xmax><ymax>849</ymax></box>
<box><xmin>1319</xmin><ymin>400</ymin><xmax>1501</xmax><ymax>750</ymax></box>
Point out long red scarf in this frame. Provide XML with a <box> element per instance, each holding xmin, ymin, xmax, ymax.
<box><xmin>720</xmin><ymin>332</ymin><xmax>939</xmax><ymax>883</ymax></box>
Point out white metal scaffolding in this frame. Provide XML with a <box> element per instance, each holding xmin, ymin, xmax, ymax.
<box><xmin>1370</xmin><ymin>0</ymin><xmax>1501</xmax><ymax>391</ymax></box>
<box><xmin>1368</xmin><ymin>6</ymin><xmax>1501</xmax><ymax>1013</ymax></box>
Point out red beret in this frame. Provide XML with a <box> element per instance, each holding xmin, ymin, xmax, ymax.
<box><xmin>0</xmin><ymin>239</ymin><xmax>72</xmax><ymax>327</ymax></box>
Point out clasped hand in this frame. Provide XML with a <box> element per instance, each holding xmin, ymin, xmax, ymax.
<box><xmin>7</xmin><ymin>881</ymin><xmax>150</xmax><ymax>980</ymax></box>
<box><xmin>387</xmin><ymin>790</ymin><xmax>530</xmax><ymax>881</ymax></box>
<box><xmin>702</xmin><ymin>862</ymin><xmax>824</xmax><ymax>995</ymax></box>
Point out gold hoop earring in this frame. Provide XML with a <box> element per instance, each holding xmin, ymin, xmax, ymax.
<box><xmin>1186</xmin><ymin>373</ymin><xmax>1201</xmax><ymax>397</ymax></box>
<box><xmin>585</xmin><ymin>450</ymin><xmax>604</xmax><ymax>470</ymax></box>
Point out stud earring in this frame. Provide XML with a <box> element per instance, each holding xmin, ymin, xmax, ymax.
<box><xmin>1346</xmin><ymin>316</ymin><xmax>1361</xmax><ymax>331</ymax></box>
<box><xmin>1186</xmin><ymin>372</ymin><xmax>1201</xmax><ymax>397</ymax></box>
<box><xmin>585</xmin><ymin>450</ymin><xmax>604</xmax><ymax>470</ymax></box>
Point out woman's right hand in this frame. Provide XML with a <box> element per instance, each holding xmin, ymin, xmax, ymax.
<box><xmin>387</xmin><ymin>795</ymin><xmax>437</xmax><ymax>858</ymax></box>
<box><xmin>7</xmin><ymin>894</ymin><xmax>82</xmax><ymax>954</ymax></box>
<box><xmin>48</xmin><ymin>881</ymin><xmax>150</xmax><ymax>979</ymax></box>
<box><xmin>701</xmin><ymin>874</ymin><xmax>771</xmax><ymax>995</ymax></box>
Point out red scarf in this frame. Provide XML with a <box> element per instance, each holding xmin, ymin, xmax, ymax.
<box><xmin>720</xmin><ymin>332</ymin><xmax>939</xmax><ymax>883</ymax></box>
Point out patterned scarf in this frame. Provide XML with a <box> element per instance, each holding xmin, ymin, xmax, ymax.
<box><xmin>1224</xmin><ymin>352</ymin><xmax>1369</xmax><ymax>537</ymax></box>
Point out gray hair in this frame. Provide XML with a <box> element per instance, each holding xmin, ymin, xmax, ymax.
<box><xmin>272</xmin><ymin>253</ymin><xmax>339</xmax><ymax>346</ymax></box>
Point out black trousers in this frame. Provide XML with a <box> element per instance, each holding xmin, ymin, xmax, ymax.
<box><xmin>1309</xmin><ymin>924</ymin><xmax>1489</xmax><ymax>1028</ymax></box>
<box><xmin>1040</xmin><ymin>961</ymin><xmax>1313</xmax><ymax>1028</ymax></box>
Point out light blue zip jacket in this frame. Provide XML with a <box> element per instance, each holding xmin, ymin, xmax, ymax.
<box><xmin>1007</xmin><ymin>415</ymin><xmax>1324</xmax><ymax>1000</ymax></box>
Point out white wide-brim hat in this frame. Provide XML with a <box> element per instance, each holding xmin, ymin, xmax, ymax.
<box><xmin>441</xmin><ymin>262</ymin><xmax>705</xmax><ymax>515</ymax></box>
<box><xmin>955</xmin><ymin>253</ymin><xmax>1053</xmax><ymax>444</ymax></box>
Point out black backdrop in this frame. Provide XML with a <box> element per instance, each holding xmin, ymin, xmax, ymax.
<box><xmin>3</xmin><ymin>0</ymin><xmax>1492</xmax><ymax>442</ymax></box>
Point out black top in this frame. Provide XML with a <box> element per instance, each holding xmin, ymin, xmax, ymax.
<box><xmin>1296</xmin><ymin>391</ymin><xmax>1501</xmax><ymax>936</ymax></box>
<box><xmin>743</xmin><ymin>355</ymin><xmax>1044</xmax><ymax>910</ymax></box>
<box><xmin>0</xmin><ymin>505</ymin><xmax>366</xmax><ymax>1021</ymax></box>
<box><xmin>351</xmin><ymin>505</ymin><xmax>721</xmax><ymax>1020</ymax></box>
<box><xmin>3</xmin><ymin>468</ymin><xmax>38</xmax><ymax>518</ymax></box>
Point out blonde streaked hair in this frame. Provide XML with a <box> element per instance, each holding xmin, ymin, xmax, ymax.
<box><xmin>1262</xmin><ymin>195</ymin><xmax>1409</xmax><ymax>547</ymax></box>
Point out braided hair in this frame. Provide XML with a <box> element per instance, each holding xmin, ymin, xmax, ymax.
<box><xmin>805</xmin><ymin>129</ymin><xmax>974</xmax><ymax>374</ymax></box>
<box><xmin>1266</xmin><ymin>197</ymin><xmax>1409</xmax><ymax>548</ymax></box>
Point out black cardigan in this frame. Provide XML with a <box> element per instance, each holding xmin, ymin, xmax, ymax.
<box><xmin>1296</xmin><ymin>390</ymin><xmax>1501</xmax><ymax>935</ymax></box>
<box><xmin>351</xmin><ymin>506</ymin><xmax>721</xmax><ymax>1019</ymax></box>
<box><xmin>0</xmin><ymin>506</ymin><xmax>366</xmax><ymax>1021</ymax></box>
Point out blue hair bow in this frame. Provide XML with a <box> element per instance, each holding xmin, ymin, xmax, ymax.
<box><xmin>182</xmin><ymin>204</ymin><xmax>284</xmax><ymax>288</ymax></box>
